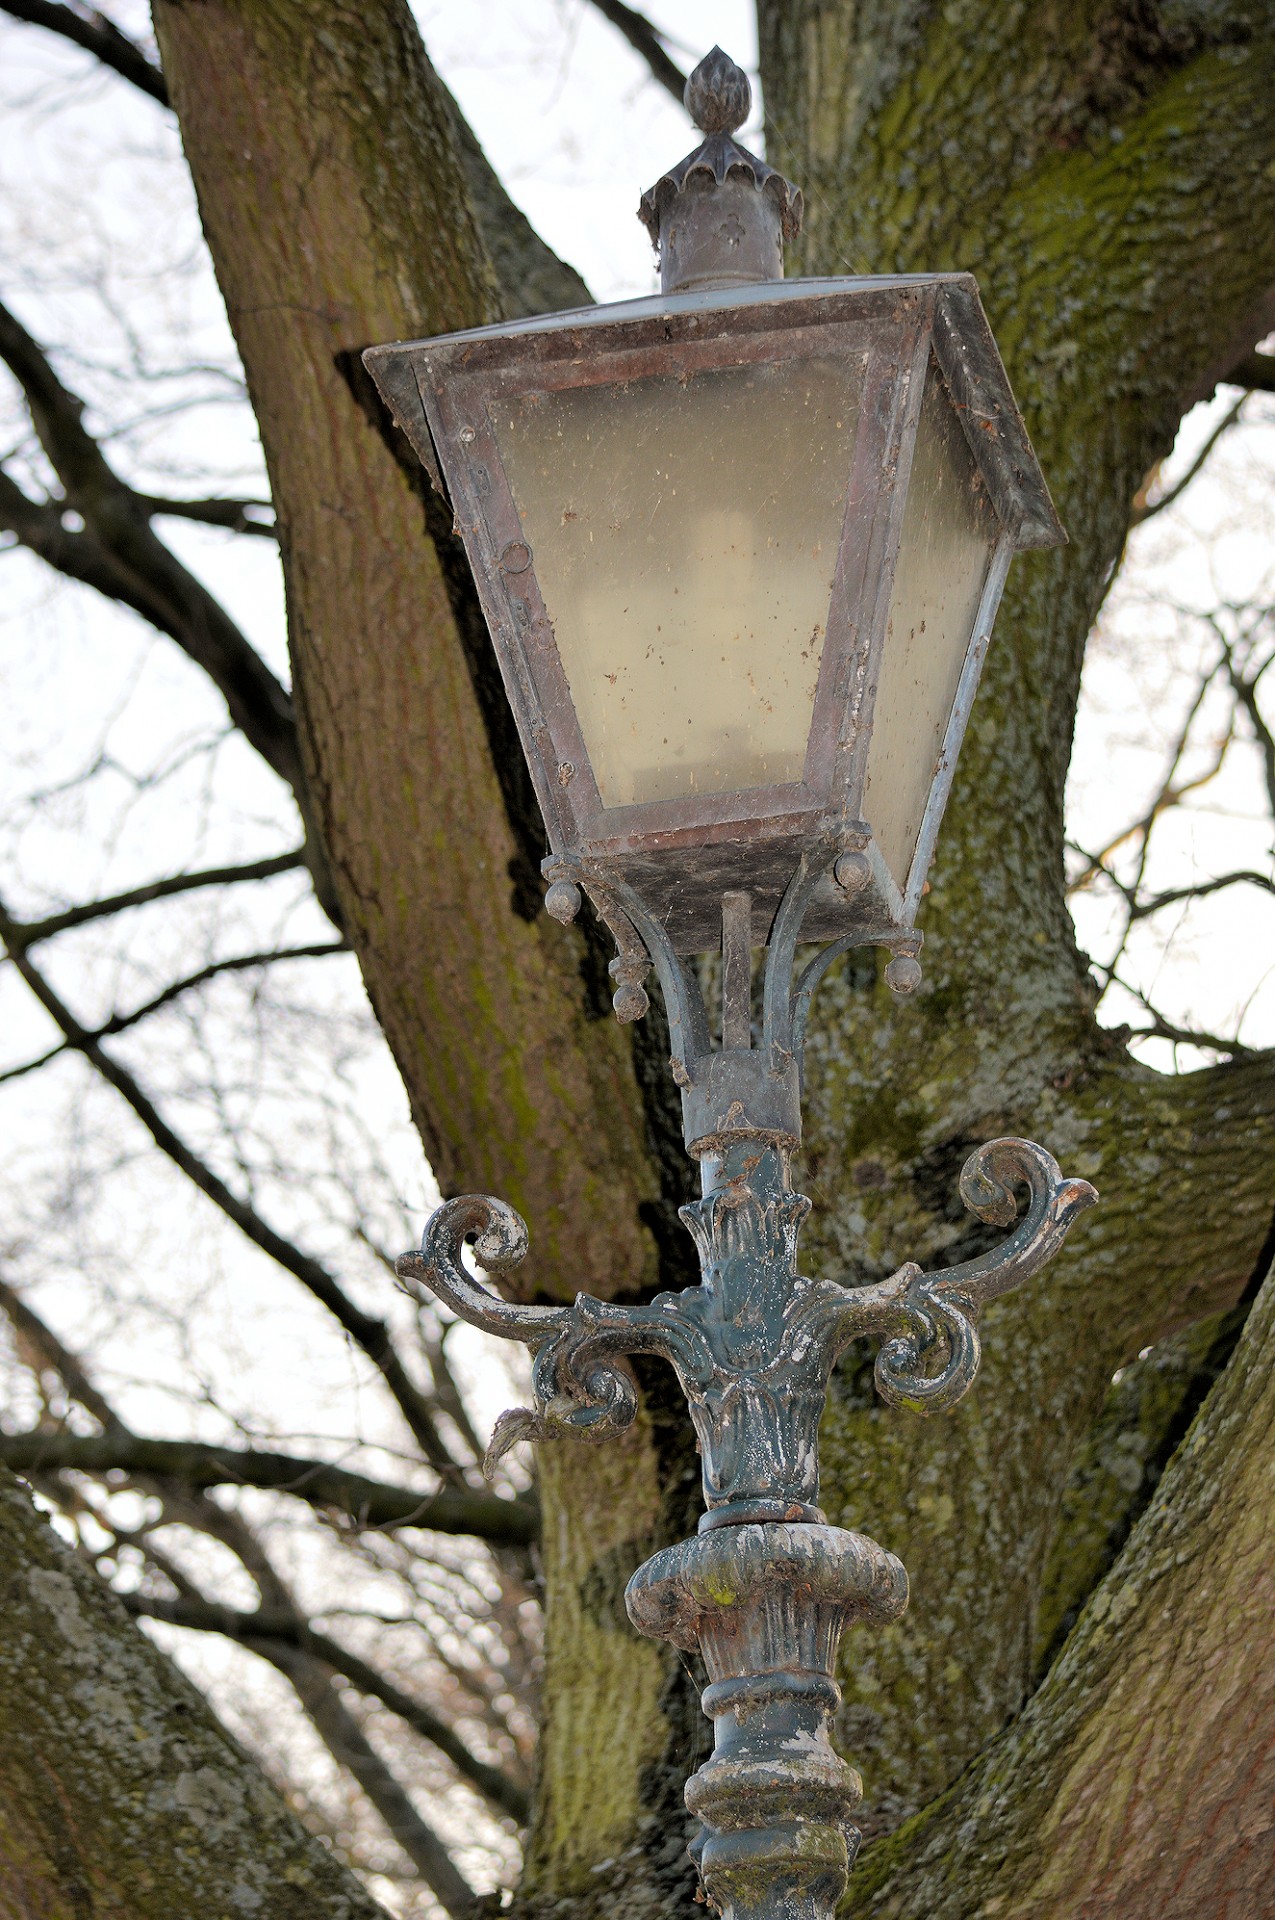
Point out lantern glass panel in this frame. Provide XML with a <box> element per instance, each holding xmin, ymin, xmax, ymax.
<box><xmin>863</xmin><ymin>367</ymin><xmax>998</xmax><ymax>887</ymax></box>
<box><xmin>493</xmin><ymin>354</ymin><xmax>864</xmax><ymax>809</ymax></box>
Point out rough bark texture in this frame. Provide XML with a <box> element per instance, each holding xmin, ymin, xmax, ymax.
<box><xmin>151</xmin><ymin>0</ymin><xmax>671</xmax><ymax>1306</ymax></box>
<box><xmin>0</xmin><ymin>1466</ymin><xmax>387</xmax><ymax>1919</ymax></box>
<box><xmin>845</xmin><ymin>1257</ymin><xmax>1275</xmax><ymax>1915</ymax></box>
<box><xmin>8</xmin><ymin>3</ymin><xmax>1264</xmax><ymax>1915</ymax></box>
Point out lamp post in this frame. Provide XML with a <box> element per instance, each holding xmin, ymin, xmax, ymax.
<box><xmin>367</xmin><ymin>48</ymin><xmax>1096</xmax><ymax>1920</ymax></box>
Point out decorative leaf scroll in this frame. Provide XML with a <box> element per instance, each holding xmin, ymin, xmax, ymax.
<box><xmin>396</xmin><ymin>1139</ymin><xmax>1096</xmax><ymax>1496</ymax></box>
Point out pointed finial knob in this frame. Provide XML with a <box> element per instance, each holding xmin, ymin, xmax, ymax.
<box><xmin>684</xmin><ymin>47</ymin><xmax>750</xmax><ymax>136</ymax></box>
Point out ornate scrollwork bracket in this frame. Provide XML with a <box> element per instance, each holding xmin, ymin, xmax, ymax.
<box><xmin>396</xmin><ymin>854</ymin><xmax>1096</xmax><ymax>1920</ymax></box>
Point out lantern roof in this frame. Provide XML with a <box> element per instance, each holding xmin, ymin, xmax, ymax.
<box><xmin>365</xmin><ymin>273</ymin><xmax>1063</xmax><ymax>553</ymax></box>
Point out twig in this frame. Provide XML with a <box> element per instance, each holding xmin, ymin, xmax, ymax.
<box><xmin>0</xmin><ymin>899</ymin><xmax>458</xmax><ymax>1476</ymax></box>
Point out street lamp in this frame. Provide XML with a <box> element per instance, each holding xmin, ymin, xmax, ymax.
<box><xmin>368</xmin><ymin>48</ymin><xmax>1096</xmax><ymax>1920</ymax></box>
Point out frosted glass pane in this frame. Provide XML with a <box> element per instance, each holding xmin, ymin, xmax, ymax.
<box><xmin>863</xmin><ymin>368</ymin><xmax>996</xmax><ymax>887</ymax></box>
<box><xmin>494</xmin><ymin>356</ymin><xmax>863</xmax><ymax>808</ymax></box>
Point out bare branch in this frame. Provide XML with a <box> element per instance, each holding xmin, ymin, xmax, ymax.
<box><xmin>1218</xmin><ymin>631</ymin><xmax>1275</xmax><ymax>817</ymax></box>
<box><xmin>0</xmin><ymin>1430</ymin><xmax>537</xmax><ymax>1545</ymax></box>
<box><xmin>125</xmin><ymin>1592</ymin><xmax>530</xmax><ymax>1823</ymax></box>
<box><xmin>0</xmin><ymin>901</ymin><xmax>458</xmax><ymax>1476</ymax></box>
<box><xmin>1100</xmin><ymin>965</ymin><xmax>1256</xmax><ymax>1058</ymax></box>
<box><xmin>1067</xmin><ymin>661</ymin><xmax>1229</xmax><ymax>892</ymax></box>
<box><xmin>0</xmin><ymin>1273</ymin><xmax>122</xmax><ymax>1431</ymax></box>
<box><xmin>584</xmin><ymin>0</ymin><xmax>687</xmax><ymax>102</ymax></box>
<box><xmin>1129</xmin><ymin>869</ymin><xmax>1275</xmax><ymax>921</ymax></box>
<box><xmin>5</xmin><ymin>848</ymin><xmax>304</xmax><ymax>946</ymax></box>
<box><xmin>0</xmin><ymin>941</ymin><xmax>348</xmax><ymax>1082</ymax></box>
<box><xmin>1131</xmin><ymin>394</ymin><xmax>1246</xmax><ymax>524</ymax></box>
<box><xmin>251</xmin><ymin>1642</ymin><xmax>479</xmax><ymax>1914</ymax></box>
<box><xmin>0</xmin><ymin>1</ymin><xmax>169</xmax><ymax>106</ymax></box>
<box><xmin>0</xmin><ymin>297</ymin><xmax>340</xmax><ymax>924</ymax></box>
<box><xmin>94</xmin><ymin>941</ymin><xmax>348</xmax><ymax>1033</ymax></box>
<box><xmin>136</xmin><ymin>492</ymin><xmax>277</xmax><ymax>539</ymax></box>
<box><xmin>0</xmin><ymin>298</ymin><xmax>292</xmax><ymax>770</ymax></box>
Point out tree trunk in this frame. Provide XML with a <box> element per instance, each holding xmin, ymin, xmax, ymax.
<box><xmin>0</xmin><ymin>1466</ymin><xmax>387</xmax><ymax>1919</ymax></box>
<box><xmin>844</xmin><ymin>1255</ymin><xmax>1275</xmax><ymax>1915</ymax></box>
<box><xmin>43</xmin><ymin>2</ymin><xmax>1268</xmax><ymax>1912</ymax></box>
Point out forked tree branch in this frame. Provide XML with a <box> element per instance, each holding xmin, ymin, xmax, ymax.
<box><xmin>1131</xmin><ymin>393</ymin><xmax>1246</xmax><ymax>525</ymax></box>
<box><xmin>0</xmin><ymin>940</ymin><xmax>348</xmax><ymax>1084</ymax></box>
<box><xmin>0</xmin><ymin>1430</ymin><xmax>536</xmax><ymax>1544</ymax></box>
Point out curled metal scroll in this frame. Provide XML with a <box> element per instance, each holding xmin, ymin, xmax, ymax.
<box><xmin>398</xmin><ymin>1138</ymin><xmax>1096</xmax><ymax>1485</ymax></box>
<box><xmin>870</xmin><ymin>1138</ymin><xmax>1097</xmax><ymax>1411</ymax></box>
<box><xmin>396</xmin><ymin>1195</ymin><xmax>703</xmax><ymax>1470</ymax></box>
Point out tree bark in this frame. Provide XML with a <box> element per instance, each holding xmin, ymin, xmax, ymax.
<box><xmin>150</xmin><ymin>0</ymin><xmax>674</xmax><ymax>1308</ymax></box>
<box><xmin>0</xmin><ymin>1466</ymin><xmax>387</xmax><ymax>1919</ymax></box>
<box><xmin>844</xmin><ymin>1256</ymin><xmax>1275</xmax><ymax>1915</ymax></box>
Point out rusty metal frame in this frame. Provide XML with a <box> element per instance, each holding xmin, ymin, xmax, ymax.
<box><xmin>365</xmin><ymin>273</ymin><xmax>1062</xmax><ymax>954</ymax></box>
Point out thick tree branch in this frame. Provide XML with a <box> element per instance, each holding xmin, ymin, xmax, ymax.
<box><xmin>0</xmin><ymin>1</ymin><xmax>168</xmax><ymax>104</ymax></box>
<box><xmin>0</xmin><ymin>1430</ymin><xmax>536</xmax><ymax>1544</ymax></box>
<box><xmin>584</xmin><ymin>0</ymin><xmax>686</xmax><ymax>102</ymax></box>
<box><xmin>125</xmin><ymin>1592</ymin><xmax>529</xmax><ymax>1823</ymax></box>
<box><xmin>0</xmin><ymin>899</ymin><xmax>457</xmax><ymax>1475</ymax></box>
<box><xmin>1223</xmin><ymin>347</ymin><xmax>1275</xmax><ymax>391</ymax></box>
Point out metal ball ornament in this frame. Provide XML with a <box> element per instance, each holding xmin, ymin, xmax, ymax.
<box><xmin>612</xmin><ymin>980</ymin><xmax>650</xmax><ymax>1023</ymax></box>
<box><xmin>833</xmin><ymin>850</ymin><xmax>871</xmax><ymax>894</ymax></box>
<box><xmin>545</xmin><ymin>879</ymin><xmax>582</xmax><ymax>925</ymax></box>
<box><xmin>885</xmin><ymin>953</ymin><xmax>923</xmax><ymax>996</ymax></box>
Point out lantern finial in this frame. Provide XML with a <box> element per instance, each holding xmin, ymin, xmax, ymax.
<box><xmin>684</xmin><ymin>47</ymin><xmax>750</xmax><ymax>135</ymax></box>
<box><xmin>638</xmin><ymin>46</ymin><xmax>802</xmax><ymax>295</ymax></box>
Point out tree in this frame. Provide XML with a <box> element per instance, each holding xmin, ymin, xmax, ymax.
<box><xmin>1</xmin><ymin>2</ymin><xmax>1274</xmax><ymax>1916</ymax></box>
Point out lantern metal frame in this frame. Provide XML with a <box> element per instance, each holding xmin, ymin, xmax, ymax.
<box><xmin>365</xmin><ymin>272</ymin><xmax>1062</xmax><ymax>955</ymax></box>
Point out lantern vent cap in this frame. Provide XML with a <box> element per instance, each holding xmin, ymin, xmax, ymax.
<box><xmin>638</xmin><ymin>46</ymin><xmax>803</xmax><ymax>277</ymax></box>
